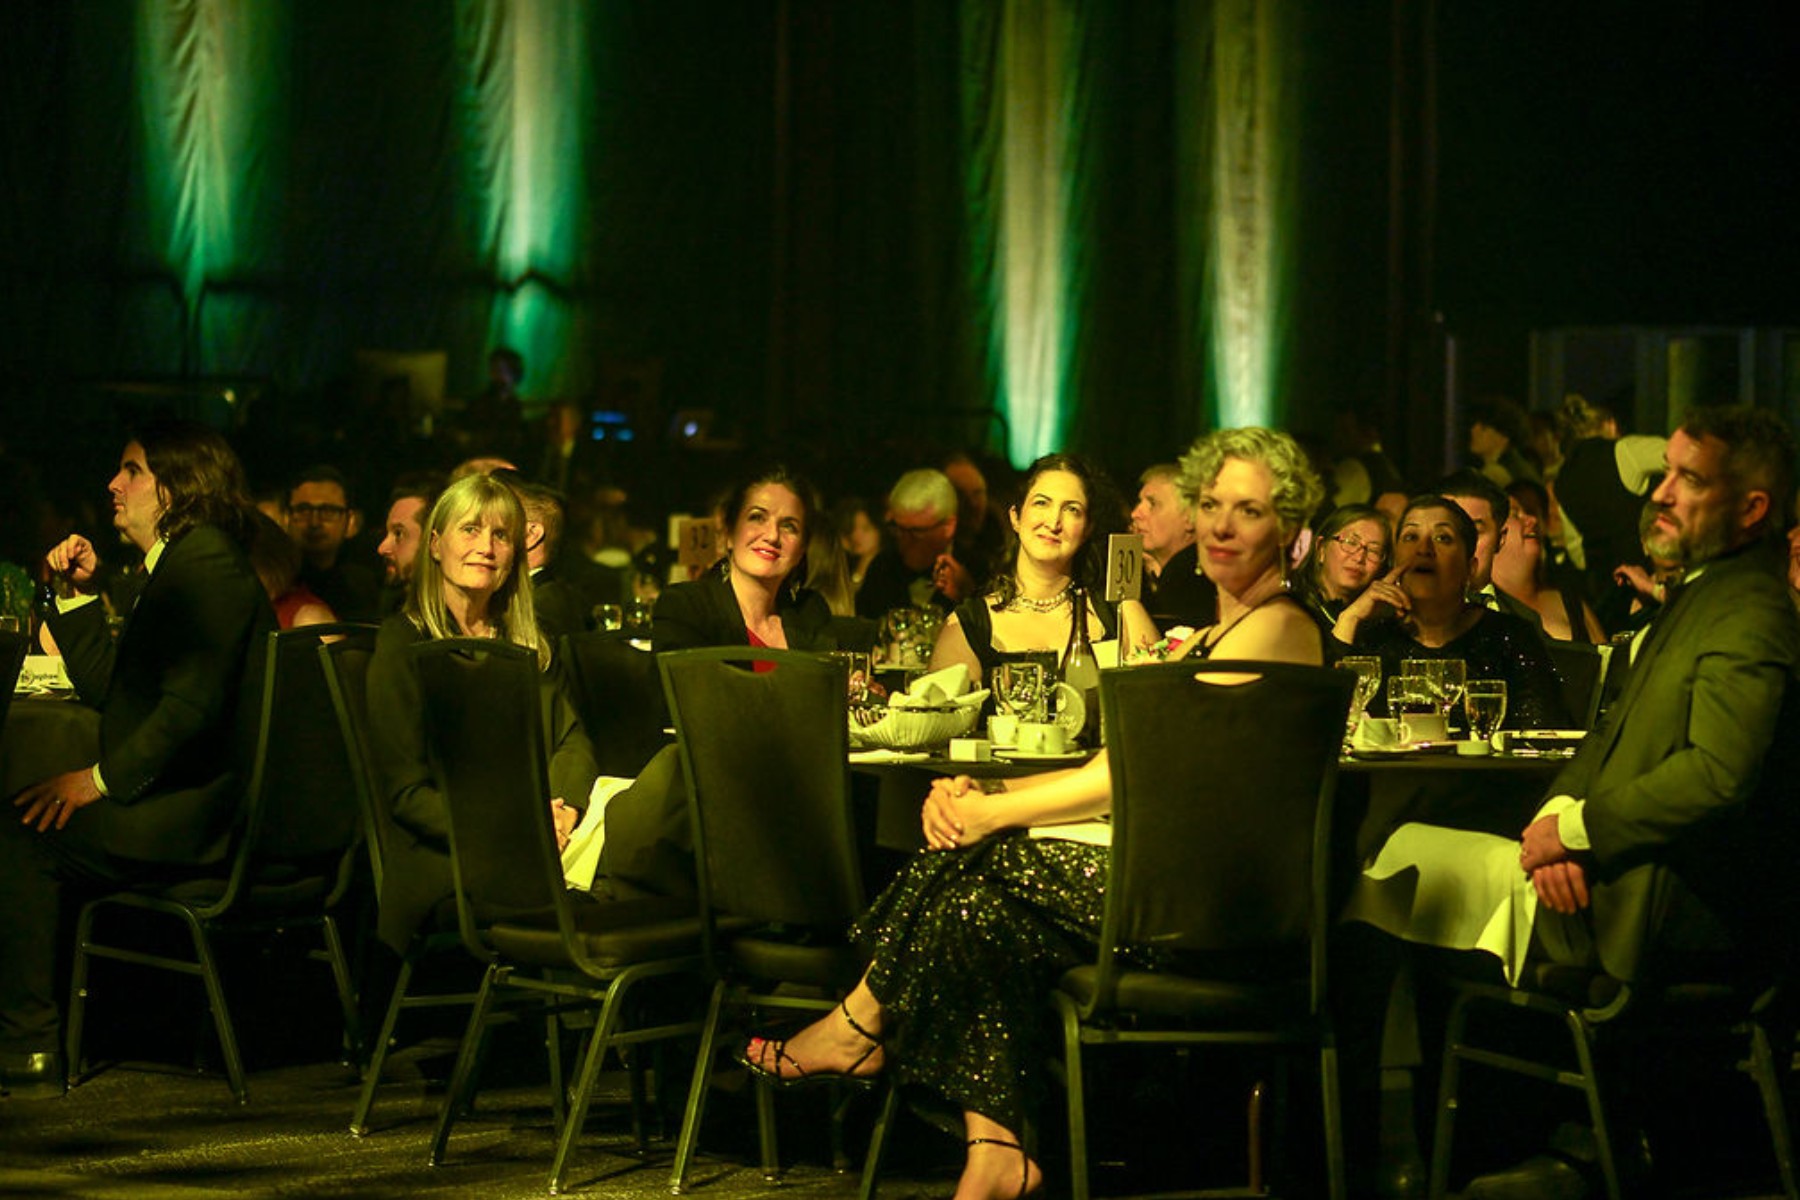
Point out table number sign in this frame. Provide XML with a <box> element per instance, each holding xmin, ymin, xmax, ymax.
<box><xmin>673</xmin><ymin>516</ymin><xmax>719</xmax><ymax>570</ymax></box>
<box><xmin>1104</xmin><ymin>534</ymin><xmax>1143</xmax><ymax>603</ymax></box>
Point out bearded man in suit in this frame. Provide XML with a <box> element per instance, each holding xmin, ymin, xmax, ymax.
<box><xmin>1351</xmin><ymin>406</ymin><xmax>1799</xmax><ymax>1197</ymax></box>
<box><xmin>0</xmin><ymin>419</ymin><xmax>275</xmax><ymax>1097</ymax></box>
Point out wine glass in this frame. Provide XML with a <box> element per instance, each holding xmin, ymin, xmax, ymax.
<box><xmin>831</xmin><ymin>651</ymin><xmax>872</xmax><ymax>706</ymax></box>
<box><xmin>1401</xmin><ymin>658</ymin><xmax>1466</xmax><ymax>725</ymax></box>
<box><xmin>1335</xmin><ymin>656</ymin><xmax>1383</xmax><ymax>748</ymax></box>
<box><xmin>1464</xmin><ymin>678</ymin><xmax>1508</xmax><ymax>746</ymax></box>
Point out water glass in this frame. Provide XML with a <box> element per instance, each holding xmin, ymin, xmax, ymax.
<box><xmin>1464</xmin><ymin>679</ymin><xmax>1508</xmax><ymax>745</ymax></box>
<box><xmin>594</xmin><ymin>604</ymin><xmax>624</xmax><ymax>632</ymax></box>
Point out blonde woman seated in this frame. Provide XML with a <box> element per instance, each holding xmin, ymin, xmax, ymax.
<box><xmin>365</xmin><ymin>473</ymin><xmax>597</xmax><ymax>954</ymax></box>
<box><xmin>927</xmin><ymin>454</ymin><xmax>1153</xmax><ymax>685</ymax></box>
<box><xmin>738</xmin><ymin>428</ymin><xmax>1324</xmax><ymax>1200</ymax></box>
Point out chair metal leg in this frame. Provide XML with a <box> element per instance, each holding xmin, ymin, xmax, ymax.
<box><xmin>629</xmin><ymin>1046</ymin><xmax>650</xmax><ymax>1153</ymax></box>
<box><xmin>180</xmin><ymin>912</ymin><xmax>248</xmax><ymax>1105</ymax></box>
<box><xmin>430</xmin><ymin>965</ymin><xmax>502</xmax><ymax>1166</ymax></box>
<box><xmin>756</xmin><ymin>1077</ymin><xmax>781</xmax><ymax>1181</ymax></box>
<box><xmin>1058</xmin><ymin>1002</ymin><xmax>1090</xmax><ymax>1200</ymax></box>
<box><xmin>351</xmin><ymin>957</ymin><xmax>414</xmax><ymax>1136</ymax></box>
<box><xmin>1427</xmin><ymin>991</ymin><xmax>1474</xmax><ymax>1200</ymax></box>
<box><xmin>1319</xmin><ymin>1036</ymin><xmax>1348</xmax><ymax>1200</ymax></box>
<box><xmin>1563</xmin><ymin>1012</ymin><xmax>1622</xmax><ymax>1200</ymax></box>
<box><xmin>670</xmin><ymin>981</ymin><xmax>728</xmax><ymax>1194</ymax></box>
<box><xmin>319</xmin><ymin>915</ymin><xmax>364</xmax><ymax>1067</ymax></box>
<box><xmin>548</xmin><ymin>979</ymin><xmax>634</xmax><ymax>1195</ymax></box>
<box><xmin>1747</xmin><ymin>1021</ymin><xmax>1800</xmax><ymax>1200</ymax></box>
<box><xmin>548</xmin><ymin>1005</ymin><xmax>568</xmax><ymax>1133</ymax></box>
<box><xmin>856</xmin><ymin>1080</ymin><xmax>901</xmax><ymax>1200</ymax></box>
<box><xmin>64</xmin><ymin>904</ymin><xmax>99</xmax><ymax>1085</ymax></box>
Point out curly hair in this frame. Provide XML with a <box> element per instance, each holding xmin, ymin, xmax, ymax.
<box><xmin>1175</xmin><ymin>427</ymin><xmax>1324</xmax><ymax>540</ymax></box>
<box><xmin>985</xmin><ymin>454</ymin><xmax>1125</xmax><ymax>606</ymax></box>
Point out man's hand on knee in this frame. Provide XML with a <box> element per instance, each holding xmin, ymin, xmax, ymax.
<box><xmin>14</xmin><ymin>768</ymin><xmax>103</xmax><ymax>833</ymax></box>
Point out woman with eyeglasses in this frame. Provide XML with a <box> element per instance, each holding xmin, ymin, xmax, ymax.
<box><xmin>1295</xmin><ymin>504</ymin><xmax>1391</xmax><ymax>633</ymax></box>
<box><xmin>1332</xmin><ymin>494</ymin><xmax>1569</xmax><ymax>728</ymax></box>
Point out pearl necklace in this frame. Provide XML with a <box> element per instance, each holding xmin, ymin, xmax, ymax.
<box><xmin>1004</xmin><ymin>585</ymin><xmax>1072</xmax><ymax>614</ymax></box>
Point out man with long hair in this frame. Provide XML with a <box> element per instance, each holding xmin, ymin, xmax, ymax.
<box><xmin>1</xmin><ymin>418</ymin><xmax>275</xmax><ymax>1097</ymax></box>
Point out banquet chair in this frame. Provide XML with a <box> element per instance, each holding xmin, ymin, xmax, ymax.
<box><xmin>1545</xmin><ymin>640</ymin><xmax>1609</xmax><ymax>730</ymax></box>
<box><xmin>319</xmin><ymin>632</ymin><xmax>482</xmax><ymax>1136</ymax></box>
<box><xmin>561</xmin><ymin>630</ymin><xmax>672</xmax><ymax>778</ymax></box>
<box><xmin>413</xmin><ymin>638</ymin><xmax>705</xmax><ymax>1193</ymax></box>
<box><xmin>1054</xmin><ymin>660</ymin><xmax>1355</xmax><ymax>1200</ymax></box>
<box><xmin>657</xmin><ymin>647</ymin><xmax>889</xmax><ymax>1196</ymax></box>
<box><xmin>65</xmin><ymin>623</ymin><xmax>376</xmax><ymax>1104</ymax></box>
<box><xmin>1427</xmin><ymin>911</ymin><xmax>1799</xmax><ymax>1200</ymax></box>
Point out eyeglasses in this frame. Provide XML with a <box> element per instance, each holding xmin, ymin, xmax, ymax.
<box><xmin>887</xmin><ymin>517</ymin><xmax>948</xmax><ymax>541</ymax></box>
<box><xmin>289</xmin><ymin>503</ymin><xmax>349</xmax><ymax>522</ymax></box>
<box><xmin>1330</xmin><ymin>534</ymin><xmax>1384</xmax><ymax>562</ymax></box>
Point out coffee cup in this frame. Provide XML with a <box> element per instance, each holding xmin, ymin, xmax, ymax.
<box><xmin>1354</xmin><ymin>717</ymin><xmax>1400</xmax><ymax>749</ymax></box>
<box><xmin>988</xmin><ymin>713</ymin><xmax>1020</xmax><ymax>748</ymax></box>
<box><xmin>1015</xmin><ymin>721</ymin><xmax>1068</xmax><ymax>755</ymax></box>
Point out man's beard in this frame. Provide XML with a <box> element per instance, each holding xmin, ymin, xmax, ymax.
<box><xmin>1644</xmin><ymin>506</ymin><xmax>1732</xmax><ymax>569</ymax></box>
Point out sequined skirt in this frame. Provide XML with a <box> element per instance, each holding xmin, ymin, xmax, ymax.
<box><xmin>851</xmin><ymin>833</ymin><xmax>1109</xmax><ymax>1128</ymax></box>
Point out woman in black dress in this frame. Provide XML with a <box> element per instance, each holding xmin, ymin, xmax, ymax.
<box><xmin>1331</xmin><ymin>495</ymin><xmax>1570</xmax><ymax>729</ymax></box>
<box><xmin>740</xmin><ymin>428</ymin><xmax>1326</xmax><ymax>1200</ymax></box>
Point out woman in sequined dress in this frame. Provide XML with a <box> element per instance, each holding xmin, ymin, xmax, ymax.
<box><xmin>741</xmin><ymin>429</ymin><xmax>1325</xmax><ymax>1200</ymax></box>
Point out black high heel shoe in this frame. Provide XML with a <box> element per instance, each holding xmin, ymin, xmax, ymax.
<box><xmin>735</xmin><ymin>998</ymin><xmax>884</xmax><ymax>1089</ymax></box>
<box><xmin>966</xmin><ymin>1136</ymin><xmax>1040</xmax><ymax>1200</ymax></box>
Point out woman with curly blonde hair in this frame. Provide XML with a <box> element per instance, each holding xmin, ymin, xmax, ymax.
<box><xmin>734</xmin><ymin>428</ymin><xmax>1325</xmax><ymax>1200</ymax></box>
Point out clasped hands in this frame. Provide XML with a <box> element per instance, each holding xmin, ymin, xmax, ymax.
<box><xmin>921</xmin><ymin>774</ymin><xmax>1000</xmax><ymax>851</ymax></box>
<box><xmin>1519</xmin><ymin>811</ymin><xmax>1589</xmax><ymax>914</ymax></box>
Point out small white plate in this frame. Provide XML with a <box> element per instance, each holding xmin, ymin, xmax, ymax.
<box><xmin>993</xmin><ymin>748</ymin><xmax>1089</xmax><ymax>763</ymax></box>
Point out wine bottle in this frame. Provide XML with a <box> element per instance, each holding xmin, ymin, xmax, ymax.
<box><xmin>1060</xmin><ymin>583</ymin><xmax>1101</xmax><ymax>746</ymax></box>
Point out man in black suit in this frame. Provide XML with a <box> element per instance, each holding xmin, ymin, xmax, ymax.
<box><xmin>0</xmin><ymin>420</ymin><xmax>274</xmax><ymax>1096</ymax></box>
<box><xmin>1353</xmin><ymin>408</ymin><xmax>1800</xmax><ymax>1197</ymax></box>
<box><xmin>1437</xmin><ymin>469</ymin><xmax>1549</xmax><ymax>640</ymax></box>
<box><xmin>287</xmin><ymin>464</ymin><xmax>381</xmax><ymax>622</ymax></box>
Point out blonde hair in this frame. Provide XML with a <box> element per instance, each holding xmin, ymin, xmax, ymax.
<box><xmin>406</xmin><ymin>473</ymin><xmax>549</xmax><ymax>668</ymax></box>
<box><xmin>1176</xmin><ymin>427</ymin><xmax>1324</xmax><ymax>541</ymax></box>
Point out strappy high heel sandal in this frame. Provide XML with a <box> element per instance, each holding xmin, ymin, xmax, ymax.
<box><xmin>966</xmin><ymin>1136</ymin><xmax>1039</xmax><ymax>1200</ymax></box>
<box><xmin>735</xmin><ymin>998</ymin><xmax>884</xmax><ymax>1089</ymax></box>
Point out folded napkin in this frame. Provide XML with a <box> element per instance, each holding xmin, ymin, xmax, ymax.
<box><xmin>15</xmin><ymin>655</ymin><xmax>72</xmax><ymax>696</ymax></box>
<box><xmin>848</xmin><ymin>749</ymin><xmax>933</xmax><ymax>764</ymax></box>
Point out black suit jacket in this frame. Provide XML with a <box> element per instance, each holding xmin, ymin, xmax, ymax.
<box><xmin>46</xmin><ymin>525</ymin><xmax>276</xmax><ymax>864</ymax></box>
<box><xmin>652</xmin><ymin>572</ymin><xmax>836</xmax><ymax>653</ymax></box>
<box><xmin>365</xmin><ymin>614</ymin><xmax>599</xmax><ymax>951</ymax></box>
<box><xmin>530</xmin><ymin>564</ymin><xmax>592</xmax><ymax>644</ymax></box>
<box><xmin>1545</xmin><ymin>541</ymin><xmax>1800</xmax><ymax>982</ymax></box>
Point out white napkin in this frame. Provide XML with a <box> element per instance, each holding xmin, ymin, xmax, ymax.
<box><xmin>15</xmin><ymin>655</ymin><xmax>72</xmax><ymax>695</ymax></box>
<box><xmin>848</xmin><ymin>749</ymin><xmax>933</xmax><ymax>764</ymax></box>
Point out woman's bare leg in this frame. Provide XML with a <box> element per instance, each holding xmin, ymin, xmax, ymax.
<box><xmin>744</xmin><ymin>976</ymin><xmax>886</xmax><ymax>1080</ymax></box>
<box><xmin>958</xmin><ymin>1111</ymin><xmax>1042</xmax><ymax>1200</ymax></box>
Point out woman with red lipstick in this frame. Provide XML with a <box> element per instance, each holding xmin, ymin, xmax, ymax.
<box><xmin>1332</xmin><ymin>495</ymin><xmax>1568</xmax><ymax>728</ymax></box>
<box><xmin>652</xmin><ymin>466</ymin><xmax>835</xmax><ymax>656</ymax></box>
<box><xmin>928</xmin><ymin>454</ymin><xmax>1143</xmax><ymax>685</ymax></box>
<box><xmin>738</xmin><ymin>429</ymin><xmax>1325</xmax><ymax>1200</ymax></box>
<box><xmin>366</xmin><ymin>473</ymin><xmax>598</xmax><ymax>952</ymax></box>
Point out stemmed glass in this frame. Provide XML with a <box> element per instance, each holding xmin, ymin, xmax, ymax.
<box><xmin>1464</xmin><ymin>679</ymin><xmax>1508</xmax><ymax>746</ymax></box>
<box><xmin>1402</xmin><ymin>658</ymin><xmax>1467</xmax><ymax>730</ymax></box>
<box><xmin>1335</xmin><ymin>656</ymin><xmax>1383</xmax><ymax>749</ymax></box>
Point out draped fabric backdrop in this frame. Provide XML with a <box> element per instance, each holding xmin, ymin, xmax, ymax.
<box><xmin>1</xmin><ymin>1</ymin><xmax>1383</xmax><ymax>504</ymax></box>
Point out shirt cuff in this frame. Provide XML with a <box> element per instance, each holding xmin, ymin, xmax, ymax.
<box><xmin>91</xmin><ymin>765</ymin><xmax>109</xmax><ymax>798</ymax></box>
<box><xmin>1534</xmin><ymin>793</ymin><xmax>1589</xmax><ymax>850</ymax></box>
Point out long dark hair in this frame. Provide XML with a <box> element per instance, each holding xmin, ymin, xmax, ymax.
<box><xmin>719</xmin><ymin>464</ymin><xmax>821</xmax><ymax>597</ymax></box>
<box><xmin>1295</xmin><ymin>503</ymin><xmax>1391</xmax><ymax>607</ymax></box>
<box><xmin>133</xmin><ymin>418</ymin><xmax>256</xmax><ymax>546</ymax></box>
<box><xmin>985</xmin><ymin>453</ymin><xmax>1124</xmax><ymax>606</ymax></box>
